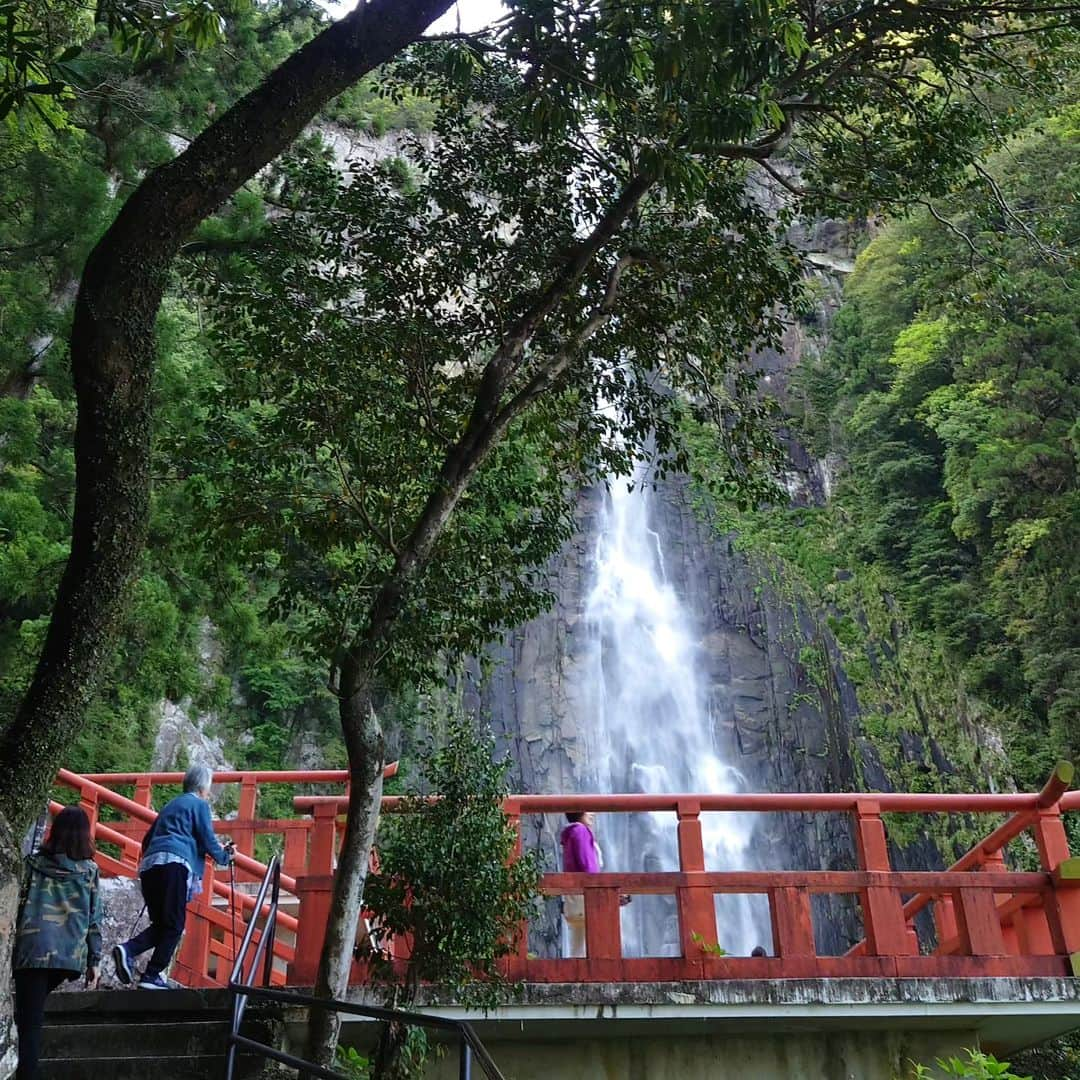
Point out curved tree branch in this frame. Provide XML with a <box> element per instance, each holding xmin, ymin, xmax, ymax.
<box><xmin>311</xmin><ymin>170</ymin><xmax>658</xmax><ymax>1064</ymax></box>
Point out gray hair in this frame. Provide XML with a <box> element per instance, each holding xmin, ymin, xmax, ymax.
<box><xmin>183</xmin><ymin>764</ymin><xmax>213</xmax><ymax>795</ymax></box>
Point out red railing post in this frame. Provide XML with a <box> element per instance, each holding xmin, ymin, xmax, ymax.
<box><xmin>980</xmin><ymin>848</ymin><xmax>1020</xmax><ymax>955</ymax></box>
<box><xmin>676</xmin><ymin>800</ymin><xmax>718</xmax><ymax>964</ymax></box>
<box><xmin>78</xmin><ymin>785</ymin><xmax>99</xmax><ymax>833</ymax></box>
<box><xmin>283</xmin><ymin>822</ymin><xmax>309</xmax><ymax>878</ymax></box>
<box><xmin>289</xmin><ymin>875</ymin><xmax>334</xmax><ymax>985</ymax></box>
<box><xmin>503</xmin><ymin>798</ymin><xmax>528</xmax><ymax>980</ymax></box>
<box><xmin>127</xmin><ymin>778</ymin><xmax>154</xmax><ymax>870</ymax></box>
<box><xmin>853</xmin><ymin>799</ymin><xmax>914</xmax><ymax>958</ymax></box>
<box><xmin>583</xmin><ymin>885</ymin><xmax>622</xmax><ymax>977</ymax></box>
<box><xmin>341</xmin><ymin>776</ymin><xmax>351</xmax><ymax>856</ymax></box>
<box><xmin>1033</xmin><ymin>808</ymin><xmax>1080</xmax><ymax>973</ymax></box>
<box><xmin>176</xmin><ymin>858</ymin><xmax>214</xmax><ymax>984</ymax></box>
<box><xmin>235</xmin><ymin>776</ymin><xmax>258</xmax><ymax>860</ymax></box>
<box><xmin>934</xmin><ymin>894</ymin><xmax>959</xmax><ymax>949</ymax></box>
<box><xmin>309</xmin><ymin>802</ymin><xmax>338</xmax><ymax>874</ymax></box>
<box><xmin>1010</xmin><ymin>902</ymin><xmax>1055</xmax><ymax>957</ymax></box>
<box><xmin>288</xmin><ymin>801</ymin><xmax>340</xmax><ymax>985</ymax></box>
<box><xmin>954</xmin><ymin>885</ymin><xmax>1007</xmax><ymax>958</ymax></box>
<box><xmin>677</xmin><ymin>799</ymin><xmax>705</xmax><ymax>871</ymax></box>
<box><xmin>770</xmin><ymin>886</ymin><xmax>816</xmax><ymax>973</ymax></box>
<box><xmin>505</xmin><ymin>797</ymin><xmax>523</xmax><ymax>859</ymax></box>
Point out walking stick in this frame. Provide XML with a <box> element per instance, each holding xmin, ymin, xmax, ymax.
<box><xmin>227</xmin><ymin>844</ymin><xmax>239</xmax><ymax>975</ymax></box>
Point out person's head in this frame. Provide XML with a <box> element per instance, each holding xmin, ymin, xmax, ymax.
<box><xmin>565</xmin><ymin>811</ymin><xmax>596</xmax><ymax>831</ymax></box>
<box><xmin>750</xmin><ymin>945</ymin><xmax>768</xmax><ymax>958</ymax></box>
<box><xmin>42</xmin><ymin>806</ymin><xmax>94</xmax><ymax>861</ymax></box>
<box><xmin>183</xmin><ymin>763</ymin><xmax>214</xmax><ymax>799</ymax></box>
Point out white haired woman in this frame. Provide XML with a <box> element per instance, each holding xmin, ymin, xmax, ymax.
<box><xmin>112</xmin><ymin>764</ymin><xmax>233</xmax><ymax>989</ymax></box>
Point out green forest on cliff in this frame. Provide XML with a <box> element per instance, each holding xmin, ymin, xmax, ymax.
<box><xmin>690</xmin><ymin>91</ymin><xmax>1079</xmax><ymax>809</ymax></box>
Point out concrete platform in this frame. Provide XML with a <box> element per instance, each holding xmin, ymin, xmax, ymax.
<box><xmin>412</xmin><ymin>978</ymin><xmax>1080</xmax><ymax>1052</ymax></box>
<box><xmin>330</xmin><ymin>978</ymin><xmax>1080</xmax><ymax>1080</ymax></box>
<box><xmin>331</xmin><ymin>977</ymin><xmax>1080</xmax><ymax>1051</ymax></box>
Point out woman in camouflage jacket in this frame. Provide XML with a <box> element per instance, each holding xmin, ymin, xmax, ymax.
<box><xmin>14</xmin><ymin>805</ymin><xmax>102</xmax><ymax>1080</ymax></box>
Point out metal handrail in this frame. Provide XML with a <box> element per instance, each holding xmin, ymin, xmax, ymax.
<box><xmin>225</xmin><ymin>984</ymin><xmax>507</xmax><ymax>1080</ymax></box>
<box><xmin>227</xmin><ymin>855</ymin><xmax>282</xmax><ymax>1080</ymax></box>
<box><xmin>224</xmin><ymin>857</ymin><xmax>504</xmax><ymax>1078</ymax></box>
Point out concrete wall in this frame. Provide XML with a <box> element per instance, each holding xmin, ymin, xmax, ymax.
<box><xmin>423</xmin><ymin>1029</ymin><xmax>979</xmax><ymax>1080</ymax></box>
<box><xmin>333</xmin><ymin>977</ymin><xmax>1080</xmax><ymax>1079</ymax></box>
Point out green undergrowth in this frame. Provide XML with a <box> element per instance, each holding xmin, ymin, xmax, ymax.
<box><xmin>687</xmin><ymin>447</ymin><xmax>1006</xmax><ymax>859</ymax></box>
<box><xmin>684</xmin><ymin>97</ymin><xmax>1080</xmax><ymax>862</ymax></box>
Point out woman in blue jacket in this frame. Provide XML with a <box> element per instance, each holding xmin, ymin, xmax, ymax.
<box><xmin>112</xmin><ymin>763</ymin><xmax>233</xmax><ymax>989</ymax></box>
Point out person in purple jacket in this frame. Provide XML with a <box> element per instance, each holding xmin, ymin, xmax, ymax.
<box><xmin>560</xmin><ymin>811</ymin><xmax>601</xmax><ymax>957</ymax></box>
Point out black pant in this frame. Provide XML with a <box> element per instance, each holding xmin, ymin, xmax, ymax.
<box><xmin>14</xmin><ymin>968</ymin><xmax>75</xmax><ymax>1080</ymax></box>
<box><xmin>126</xmin><ymin>862</ymin><xmax>189</xmax><ymax>978</ymax></box>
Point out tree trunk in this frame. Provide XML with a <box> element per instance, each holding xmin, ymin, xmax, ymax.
<box><xmin>301</xmin><ymin>170</ymin><xmax>657</xmax><ymax>1068</ymax></box>
<box><xmin>371</xmin><ymin>1019</ymin><xmax>414</xmax><ymax>1079</ymax></box>
<box><xmin>307</xmin><ymin>654</ymin><xmax>386</xmax><ymax>1070</ymax></box>
<box><xmin>0</xmin><ymin>4</ymin><xmax>453</xmax><ymax>1073</ymax></box>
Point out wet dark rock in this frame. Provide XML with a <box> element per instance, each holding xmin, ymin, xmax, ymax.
<box><xmin>930</xmin><ymin>738</ymin><xmax>957</xmax><ymax>776</ymax></box>
<box><xmin>857</xmin><ymin>741</ymin><xmax>891</xmax><ymax>793</ymax></box>
<box><xmin>473</xmin><ymin>471</ymin><xmax>918</xmax><ymax>954</ymax></box>
<box><xmin>899</xmin><ymin>731</ymin><xmax>925</xmax><ymax>765</ymax></box>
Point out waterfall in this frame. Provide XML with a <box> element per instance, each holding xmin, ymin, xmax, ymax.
<box><xmin>575</xmin><ymin>470</ymin><xmax>772</xmax><ymax>957</ymax></box>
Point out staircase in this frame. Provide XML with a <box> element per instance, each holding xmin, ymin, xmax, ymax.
<box><xmin>41</xmin><ymin>988</ymin><xmax>285</xmax><ymax>1079</ymax></box>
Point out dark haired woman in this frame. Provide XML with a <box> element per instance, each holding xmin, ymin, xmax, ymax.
<box><xmin>13</xmin><ymin>805</ymin><xmax>103</xmax><ymax>1080</ymax></box>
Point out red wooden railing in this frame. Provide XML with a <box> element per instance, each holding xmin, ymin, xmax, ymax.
<box><xmin>53</xmin><ymin>763</ymin><xmax>1080</xmax><ymax>988</ymax></box>
<box><xmin>51</xmin><ymin>765</ymin><xmax>394</xmax><ymax>987</ymax></box>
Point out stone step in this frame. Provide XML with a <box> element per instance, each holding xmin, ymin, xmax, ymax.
<box><xmin>43</xmin><ymin>1018</ymin><xmax>234</xmax><ymax>1058</ymax></box>
<box><xmin>40</xmin><ymin>1053</ymin><xmax>267</xmax><ymax>1080</ymax></box>
<box><xmin>39</xmin><ymin>989</ymin><xmax>289</xmax><ymax>1079</ymax></box>
<box><xmin>45</xmin><ymin>986</ymin><xmax>238</xmax><ymax>1020</ymax></box>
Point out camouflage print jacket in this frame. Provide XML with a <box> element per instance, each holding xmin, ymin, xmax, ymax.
<box><xmin>14</xmin><ymin>852</ymin><xmax>103</xmax><ymax>974</ymax></box>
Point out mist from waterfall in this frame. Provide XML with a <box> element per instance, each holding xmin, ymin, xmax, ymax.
<box><xmin>576</xmin><ymin>469</ymin><xmax>772</xmax><ymax>957</ymax></box>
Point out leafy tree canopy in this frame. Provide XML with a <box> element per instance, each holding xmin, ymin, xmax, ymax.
<box><xmin>695</xmin><ymin>93</ymin><xmax>1079</xmax><ymax>812</ymax></box>
<box><xmin>1</xmin><ymin>0</ymin><xmax>269</xmax><ymax>133</ymax></box>
<box><xmin>177</xmin><ymin>59</ymin><xmax>799</xmax><ymax>696</ymax></box>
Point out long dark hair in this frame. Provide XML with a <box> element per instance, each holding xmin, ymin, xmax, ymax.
<box><xmin>42</xmin><ymin>806</ymin><xmax>95</xmax><ymax>861</ymax></box>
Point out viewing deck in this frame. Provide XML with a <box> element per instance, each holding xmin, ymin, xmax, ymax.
<box><xmin>52</xmin><ymin>764</ymin><xmax>1080</xmax><ymax>991</ymax></box>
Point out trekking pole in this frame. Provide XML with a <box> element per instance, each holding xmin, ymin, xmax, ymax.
<box><xmin>227</xmin><ymin>845</ymin><xmax>239</xmax><ymax>977</ymax></box>
<box><xmin>129</xmin><ymin>904</ymin><xmax>147</xmax><ymax>937</ymax></box>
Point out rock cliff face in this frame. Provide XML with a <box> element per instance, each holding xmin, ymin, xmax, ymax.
<box><xmin>470</xmin><ymin>474</ymin><xmax>877</xmax><ymax>953</ymax></box>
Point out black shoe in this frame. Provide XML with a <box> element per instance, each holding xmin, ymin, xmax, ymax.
<box><xmin>113</xmin><ymin>943</ymin><xmax>133</xmax><ymax>985</ymax></box>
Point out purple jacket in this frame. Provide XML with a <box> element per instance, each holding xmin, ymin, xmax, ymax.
<box><xmin>561</xmin><ymin>822</ymin><xmax>600</xmax><ymax>874</ymax></box>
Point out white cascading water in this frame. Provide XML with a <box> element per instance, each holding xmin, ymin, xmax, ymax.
<box><xmin>576</xmin><ymin>469</ymin><xmax>773</xmax><ymax>957</ymax></box>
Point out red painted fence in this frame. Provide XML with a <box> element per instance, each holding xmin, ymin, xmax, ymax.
<box><xmin>52</xmin><ymin>764</ymin><xmax>1080</xmax><ymax>988</ymax></box>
